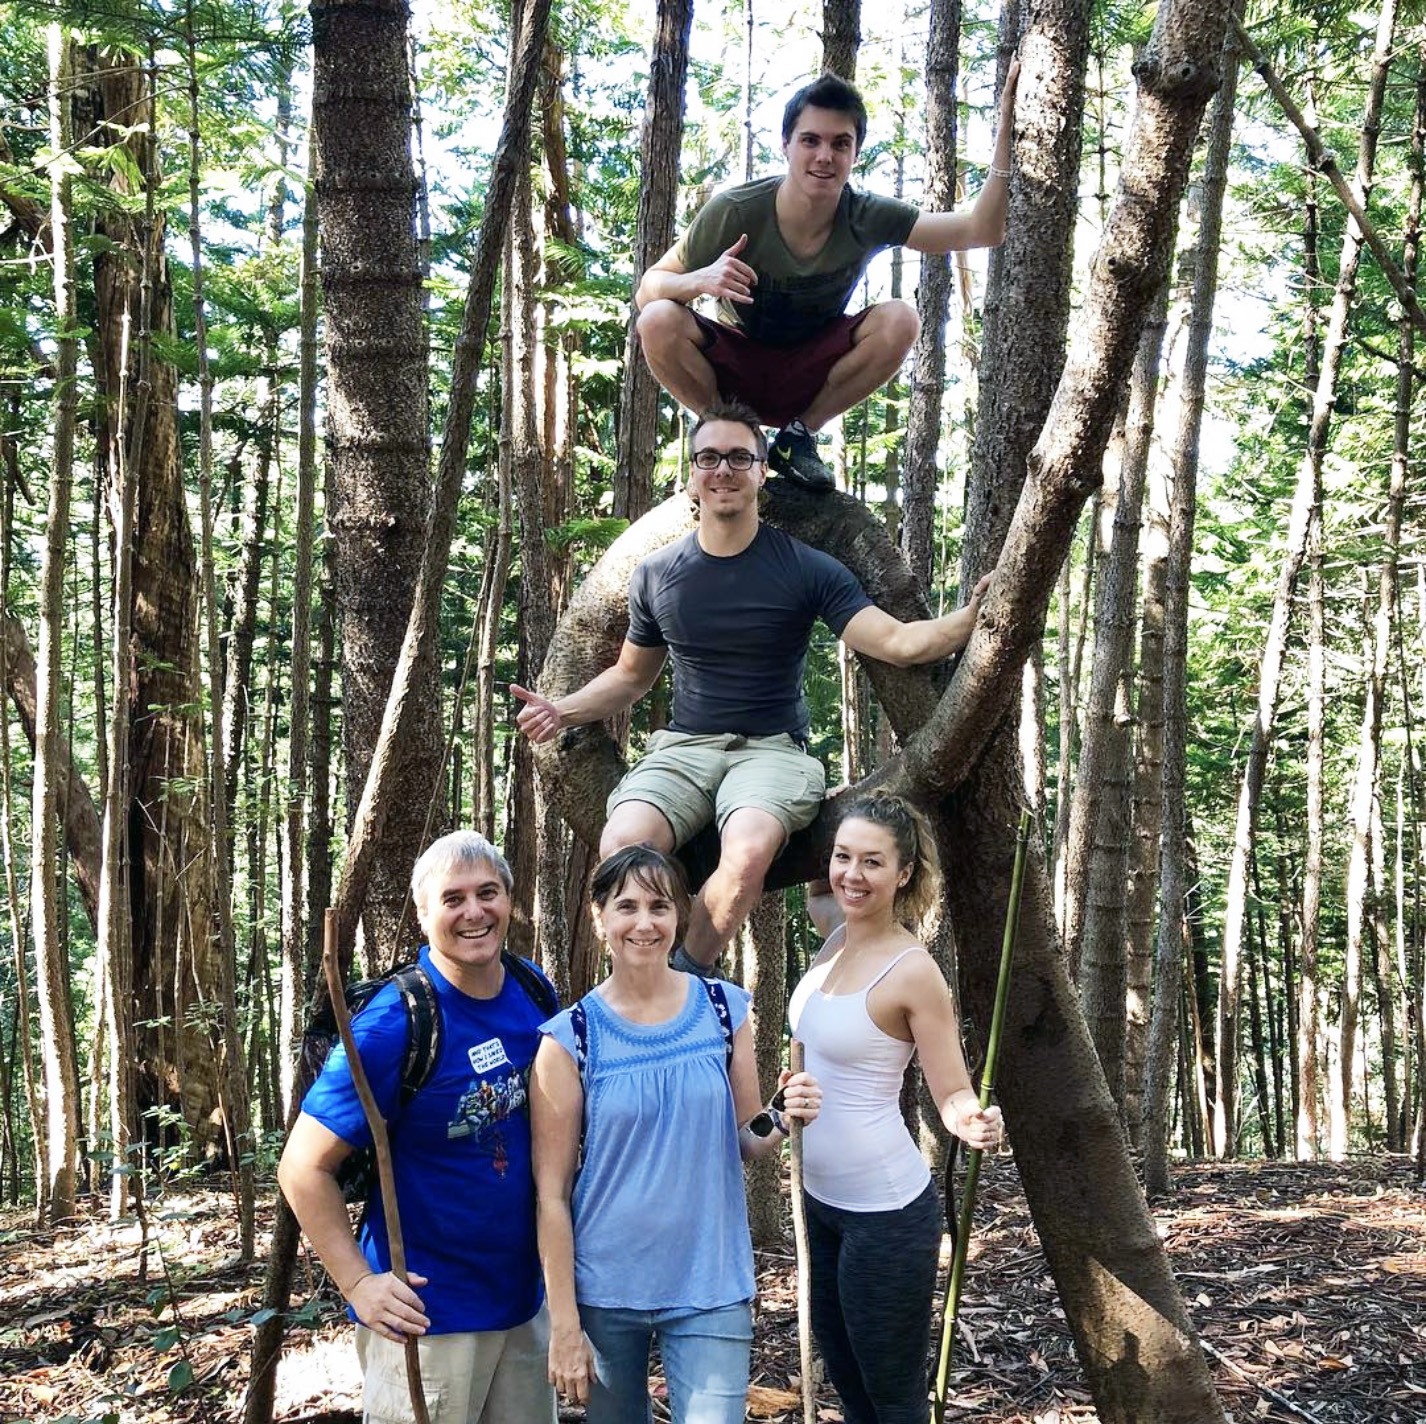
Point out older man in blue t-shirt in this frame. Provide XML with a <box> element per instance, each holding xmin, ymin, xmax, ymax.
<box><xmin>513</xmin><ymin>400</ymin><xmax>988</xmax><ymax>975</ymax></box>
<box><xmin>278</xmin><ymin>832</ymin><xmax>557</xmax><ymax>1423</ymax></box>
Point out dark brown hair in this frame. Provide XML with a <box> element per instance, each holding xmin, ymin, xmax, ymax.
<box><xmin>689</xmin><ymin>398</ymin><xmax>768</xmax><ymax>461</ymax></box>
<box><xmin>590</xmin><ymin>844</ymin><xmax>692</xmax><ymax>938</ymax></box>
<box><xmin>782</xmin><ymin>73</ymin><xmax>868</xmax><ymax>151</ymax></box>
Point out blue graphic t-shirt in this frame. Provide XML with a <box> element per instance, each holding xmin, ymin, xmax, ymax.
<box><xmin>301</xmin><ymin>946</ymin><xmax>553</xmax><ymax>1333</ymax></box>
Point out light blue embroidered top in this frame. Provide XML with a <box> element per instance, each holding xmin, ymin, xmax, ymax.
<box><xmin>541</xmin><ymin>976</ymin><xmax>755</xmax><ymax>1310</ymax></box>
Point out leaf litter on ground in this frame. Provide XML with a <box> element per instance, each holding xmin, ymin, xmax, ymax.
<box><xmin>0</xmin><ymin>1158</ymin><xmax>1422</xmax><ymax>1422</ymax></box>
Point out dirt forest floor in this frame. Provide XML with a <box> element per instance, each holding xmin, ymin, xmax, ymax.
<box><xmin>1</xmin><ymin>1157</ymin><xmax>1423</xmax><ymax>1424</ymax></box>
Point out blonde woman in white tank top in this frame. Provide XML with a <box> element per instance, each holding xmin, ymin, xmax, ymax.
<box><xmin>788</xmin><ymin>792</ymin><xmax>1002</xmax><ymax>1424</ymax></box>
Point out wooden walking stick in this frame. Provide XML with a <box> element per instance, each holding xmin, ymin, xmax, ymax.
<box><xmin>322</xmin><ymin>910</ymin><xmax>431</xmax><ymax>1424</ymax></box>
<box><xmin>931</xmin><ymin>809</ymin><xmax>1031</xmax><ymax>1424</ymax></box>
<box><xmin>788</xmin><ymin>1038</ymin><xmax>816</xmax><ymax>1424</ymax></box>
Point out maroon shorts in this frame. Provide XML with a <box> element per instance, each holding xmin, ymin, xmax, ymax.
<box><xmin>691</xmin><ymin>309</ymin><xmax>870</xmax><ymax>428</ymax></box>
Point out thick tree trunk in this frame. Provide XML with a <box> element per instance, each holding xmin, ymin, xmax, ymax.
<box><xmin>945</xmin><ymin>750</ymin><xmax>1221</xmax><ymax>1419</ymax></box>
<box><xmin>311</xmin><ymin>0</ymin><xmax>442</xmax><ymax>968</ymax></box>
<box><xmin>536</xmin><ymin>1</ymin><xmax>1232</xmax><ymax>1413</ymax></box>
<box><xmin>78</xmin><ymin>46</ymin><xmax>227</xmax><ymax>1158</ymax></box>
<box><xmin>328</xmin><ymin>0</ymin><xmax>552</xmax><ymax>956</ymax></box>
<box><xmin>1218</xmin><ymin>0</ymin><xmax>1397</xmax><ymax>1158</ymax></box>
<box><xmin>900</xmin><ymin>0</ymin><xmax>959</xmax><ymax>588</ymax></box>
<box><xmin>614</xmin><ymin>0</ymin><xmax>692</xmax><ymax>522</ymax></box>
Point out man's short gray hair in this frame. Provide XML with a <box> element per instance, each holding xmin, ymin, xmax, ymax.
<box><xmin>410</xmin><ymin>830</ymin><xmax>514</xmax><ymax>910</ymax></box>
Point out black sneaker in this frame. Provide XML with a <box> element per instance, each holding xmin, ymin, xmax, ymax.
<box><xmin>768</xmin><ymin>422</ymin><xmax>835</xmax><ymax>491</ymax></box>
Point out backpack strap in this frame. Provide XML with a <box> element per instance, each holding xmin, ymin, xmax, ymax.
<box><xmin>698</xmin><ymin>977</ymin><xmax>734</xmax><ymax>1070</ymax></box>
<box><xmin>387</xmin><ymin>953</ymin><xmax>555</xmax><ymax>1107</ymax></box>
<box><xmin>568</xmin><ymin>999</ymin><xmax>590</xmax><ymax>1073</ymax></box>
<box><xmin>502</xmin><ymin>950</ymin><xmax>559</xmax><ymax>1018</ymax></box>
<box><xmin>390</xmin><ymin>964</ymin><xmax>441</xmax><ymax>1105</ymax></box>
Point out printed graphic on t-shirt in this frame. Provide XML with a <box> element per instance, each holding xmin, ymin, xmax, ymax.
<box><xmin>447</xmin><ymin>1044</ymin><xmax>530</xmax><ymax>1179</ymax></box>
<box><xmin>467</xmin><ymin>1037</ymin><xmax>511</xmax><ymax>1074</ymax></box>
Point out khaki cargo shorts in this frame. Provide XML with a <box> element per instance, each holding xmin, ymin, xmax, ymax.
<box><xmin>607</xmin><ymin>730</ymin><xmax>826</xmax><ymax>849</ymax></box>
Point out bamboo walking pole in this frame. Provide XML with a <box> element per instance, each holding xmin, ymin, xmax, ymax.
<box><xmin>931</xmin><ymin>809</ymin><xmax>1031</xmax><ymax>1424</ymax></box>
<box><xmin>788</xmin><ymin>1038</ymin><xmax>816</xmax><ymax>1424</ymax></box>
<box><xmin>322</xmin><ymin>910</ymin><xmax>431</xmax><ymax>1424</ymax></box>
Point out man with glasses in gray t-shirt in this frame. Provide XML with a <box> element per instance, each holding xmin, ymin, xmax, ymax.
<box><xmin>513</xmin><ymin>400</ymin><xmax>988</xmax><ymax>976</ymax></box>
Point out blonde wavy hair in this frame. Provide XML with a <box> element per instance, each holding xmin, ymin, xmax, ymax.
<box><xmin>835</xmin><ymin>791</ymin><xmax>942</xmax><ymax>930</ymax></box>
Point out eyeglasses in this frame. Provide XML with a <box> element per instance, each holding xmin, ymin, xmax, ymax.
<box><xmin>691</xmin><ymin>448</ymin><xmax>763</xmax><ymax>472</ymax></box>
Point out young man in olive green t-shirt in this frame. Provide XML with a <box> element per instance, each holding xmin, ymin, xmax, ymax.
<box><xmin>633</xmin><ymin>64</ymin><xmax>1020</xmax><ymax>491</ymax></box>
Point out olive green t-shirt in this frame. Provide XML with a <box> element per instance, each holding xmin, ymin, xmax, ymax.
<box><xmin>674</xmin><ymin>176</ymin><xmax>920</xmax><ymax>347</ymax></box>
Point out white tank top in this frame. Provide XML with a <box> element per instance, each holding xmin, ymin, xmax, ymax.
<box><xmin>788</xmin><ymin>939</ymin><xmax>932</xmax><ymax>1211</ymax></box>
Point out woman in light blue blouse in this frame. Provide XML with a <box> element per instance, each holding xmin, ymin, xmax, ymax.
<box><xmin>531</xmin><ymin>844</ymin><xmax>820</xmax><ymax>1423</ymax></box>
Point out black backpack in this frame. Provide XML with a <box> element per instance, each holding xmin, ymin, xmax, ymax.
<box><xmin>300</xmin><ymin>950</ymin><xmax>558</xmax><ymax>1211</ymax></box>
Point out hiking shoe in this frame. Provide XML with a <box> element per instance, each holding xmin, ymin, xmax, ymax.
<box><xmin>768</xmin><ymin>422</ymin><xmax>835</xmax><ymax>491</ymax></box>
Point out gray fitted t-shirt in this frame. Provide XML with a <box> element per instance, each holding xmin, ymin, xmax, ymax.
<box><xmin>627</xmin><ymin>525</ymin><xmax>873</xmax><ymax>739</ymax></box>
<box><xmin>674</xmin><ymin>176</ymin><xmax>920</xmax><ymax>346</ymax></box>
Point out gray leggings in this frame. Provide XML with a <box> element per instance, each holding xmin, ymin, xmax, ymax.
<box><xmin>804</xmin><ymin>1180</ymin><xmax>942</xmax><ymax>1424</ymax></box>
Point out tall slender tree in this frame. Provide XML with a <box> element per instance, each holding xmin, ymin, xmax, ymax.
<box><xmin>1073</xmin><ymin>285</ymin><xmax>1169</xmax><ymax>1108</ymax></box>
<box><xmin>614</xmin><ymin>0</ymin><xmax>693</xmax><ymax>522</ymax></box>
<box><xmin>31</xmin><ymin>22</ymin><xmax>81</xmax><ymax>1222</ymax></box>
<box><xmin>900</xmin><ymin>0</ymin><xmax>960</xmax><ymax>589</ymax></box>
<box><xmin>1123</xmin><ymin>454</ymin><xmax>1168</xmax><ymax>1143</ymax></box>
<box><xmin>184</xmin><ymin>3</ymin><xmax>254</xmax><ymax>1249</ymax></box>
<box><xmin>278</xmin><ymin>133</ymin><xmax>322</xmax><ymax>1120</ymax></box>
<box><xmin>1216</xmin><ymin>1</ymin><xmax>1398</xmax><ymax>1158</ymax></box>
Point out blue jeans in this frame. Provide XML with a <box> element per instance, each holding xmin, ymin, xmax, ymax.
<box><xmin>805</xmin><ymin>1180</ymin><xmax>942</xmax><ymax>1424</ymax></box>
<box><xmin>580</xmin><ymin>1300</ymin><xmax>753</xmax><ymax>1424</ymax></box>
